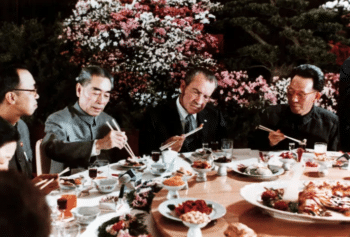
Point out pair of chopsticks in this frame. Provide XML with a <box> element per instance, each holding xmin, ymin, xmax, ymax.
<box><xmin>159</xmin><ymin>123</ymin><xmax>204</xmax><ymax>151</ymax></box>
<box><xmin>256</xmin><ymin>125</ymin><xmax>303</xmax><ymax>144</ymax></box>
<box><xmin>35</xmin><ymin>167</ymin><xmax>70</xmax><ymax>190</ymax></box>
<box><xmin>106</xmin><ymin>119</ymin><xmax>136</xmax><ymax>158</ymax></box>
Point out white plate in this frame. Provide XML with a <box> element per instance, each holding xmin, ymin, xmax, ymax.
<box><xmin>240</xmin><ymin>180</ymin><xmax>350</xmax><ymax>224</ymax></box>
<box><xmin>112</xmin><ymin>160</ymin><xmax>146</xmax><ymax>169</ymax></box>
<box><xmin>231</xmin><ymin>161</ymin><xmax>284</xmax><ymax>180</ymax></box>
<box><xmin>158</xmin><ymin>198</ymin><xmax>226</xmax><ymax>222</ymax></box>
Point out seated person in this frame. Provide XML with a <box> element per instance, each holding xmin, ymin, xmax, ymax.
<box><xmin>140</xmin><ymin>67</ymin><xmax>227</xmax><ymax>154</ymax></box>
<box><xmin>249</xmin><ymin>64</ymin><xmax>339</xmax><ymax>151</ymax></box>
<box><xmin>0</xmin><ymin>117</ymin><xmax>58</xmax><ymax>194</ymax></box>
<box><xmin>42</xmin><ymin>66</ymin><xmax>127</xmax><ymax>173</ymax></box>
<box><xmin>0</xmin><ymin>170</ymin><xmax>51</xmax><ymax>237</ymax></box>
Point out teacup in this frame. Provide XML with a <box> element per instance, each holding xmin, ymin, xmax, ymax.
<box><xmin>151</xmin><ymin>163</ymin><xmax>167</xmax><ymax>175</ymax></box>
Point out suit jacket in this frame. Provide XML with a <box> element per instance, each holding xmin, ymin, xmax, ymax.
<box><xmin>42</xmin><ymin>102</ymin><xmax>121</xmax><ymax>173</ymax></box>
<box><xmin>249</xmin><ymin>104</ymin><xmax>339</xmax><ymax>151</ymax></box>
<box><xmin>339</xmin><ymin>57</ymin><xmax>350</xmax><ymax>151</ymax></box>
<box><xmin>8</xmin><ymin>119</ymin><xmax>33</xmax><ymax>178</ymax></box>
<box><xmin>139</xmin><ymin>99</ymin><xmax>227</xmax><ymax>154</ymax></box>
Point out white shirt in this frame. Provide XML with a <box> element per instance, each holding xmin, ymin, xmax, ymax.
<box><xmin>176</xmin><ymin>97</ymin><xmax>197</xmax><ymax>131</ymax></box>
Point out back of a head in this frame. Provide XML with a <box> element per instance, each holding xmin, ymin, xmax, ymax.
<box><xmin>290</xmin><ymin>64</ymin><xmax>324</xmax><ymax>92</ymax></box>
<box><xmin>0</xmin><ymin>65</ymin><xmax>27</xmax><ymax>104</ymax></box>
<box><xmin>0</xmin><ymin>117</ymin><xmax>19</xmax><ymax>147</ymax></box>
<box><xmin>76</xmin><ymin>65</ymin><xmax>114</xmax><ymax>89</ymax></box>
<box><xmin>184</xmin><ymin>67</ymin><xmax>217</xmax><ymax>88</ymax></box>
<box><xmin>0</xmin><ymin>170</ymin><xmax>51</xmax><ymax>237</ymax></box>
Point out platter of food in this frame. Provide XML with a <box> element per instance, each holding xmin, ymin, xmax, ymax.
<box><xmin>240</xmin><ymin>180</ymin><xmax>350</xmax><ymax>223</ymax></box>
<box><xmin>158</xmin><ymin>198</ymin><xmax>226</xmax><ymax>222</ymax></box>
<box><xmin>231</xmin><ymin>159</ymin><xmax>284</xmax><ymax>180</ymax></box>
<box><xmin>112</xmin><ymin>157</ymin><xmax>146</xmax><ymax>169</ymax></box>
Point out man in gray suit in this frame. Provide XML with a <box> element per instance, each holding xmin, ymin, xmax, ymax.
<box><xmin>42</xmin><ymin>66</ymin><xmax>127</xmax><ymax>173</ymax></box>
<box><xmin>0</xmin><ymin>66</ymin><xmax>38</xmax><ymax>178</ymax></box>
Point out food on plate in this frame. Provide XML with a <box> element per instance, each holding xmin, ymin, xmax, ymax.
<box><xmin>180</xmin><ymin>211</ymin><xmax>210</xmax><ymax>224</ymax></box>
<box><xmin>279</xmin><ymin>152</ymin><xmax>296</xmax><ymax>159</ymax></box>
<box><xmin>170</xmin><ymin>199</ymin><xmax>213</xmax><ymax>217</ymax></box>
<box><xmin>313</xmin><ymin>154</ymin><xmax>335</xmax><ymax>162</ymax></box>
<box><xmin>125</xmin><ymin>157</ymin><xmax>144</xmax><ymax>167</ymax></box>
<box><xmin>237</xmin><ymin>163</ymin><xmax>273</xmax><ymax>176</ymax></box>
<box><xmin>100</xmin><ymin>196</ymin><xmax>119</xmax><ymax>203</ymax></box>
<box><xmin>192</xmin><ymin>160</ymin><xmax>211</xmax><ymax>169</ymax></box>
<box><xmin>175</xmin><ymin>167</ymin><xmax>192</xmax><ymax>176</ymax></box>
<box><xmin>215</xmin><ymin>156</ymin><xmax>232</xmax><ymax>163</ymax></box>
<box><xmin>192</xmin><ymin>149</ymin><xmax>212</xmax><ymax>160</ymax></box>
<box><xmin>261</xmin><ymin>181</ymin><xmax>350</xmax><ymax>217</ymax></box>
<box><xmin>305</xmin><ymin>161</ymin><xmax>318</xmax><ymax>167</ymax></box>
<box><xmin>163</xmin><ymin>176</ymin><xmax>185</xmax><ymax>186</ymax></box>
<box><xmin>60</xmin><ymin>177</ymin><xmax>82</xmax><ymax>187</ymax></box>
<box><xmin>98</xmin><ymin>213</ymin><xmax>150</xmax><ymax>237</ymax></box>
<box><xmin>99</xmin><ymin>196</ymin><xmax>119</xmax><ymax>210</ymax></box>
<box><xmin>224</xmin><ymin>222</ymin><xmax>257</xmax><ymax>237</ymax></box>
<box><xmin>95</xmin><ymin>176</ymin><xmax>107</xmax><ymax>180</ymax></box>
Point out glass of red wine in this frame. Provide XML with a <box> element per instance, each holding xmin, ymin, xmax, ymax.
<box><xmin>151</xmin><ymin>151</ymin><xmax>161</xmax><ymax>163</ymax></box>
<box><xmin>88</xmin><ymin>164</ymin><xmax>98</xmax><ymax>186</ymax></box>
<box><xmin>57</xmin><ymin>197</ymin><xmax>68</xmax><ymax>220</ymax></box>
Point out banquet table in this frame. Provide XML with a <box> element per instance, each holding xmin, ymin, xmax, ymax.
<box><xmin>52</xmin><ymin>150</ymin><xmax>350</xmax><ymax>237</ymax></box>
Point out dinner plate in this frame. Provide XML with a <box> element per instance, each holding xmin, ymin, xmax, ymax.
<box><xmin>231</xmin><ymin>161</ymin><xmax>284</xmax><ymax>180</ymax></box>
<box><xmin>158</xmin><ymin>198</ymin><xmax>226</xmax><ymax>222</ymax></box>
<box><xmin>240</xmin><ymin>180</ymin><xmax>350</xmax><ymax>224</ymax></box>
<box><xmin>112</xmin><ymin>160</ymin><xmax>146</xmax><ymax>169</ymax></box>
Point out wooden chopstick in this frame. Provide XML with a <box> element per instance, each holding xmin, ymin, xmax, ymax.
<box><xmin>256</xmin><ymin>125</ymin><xmax>303</xmax><ymax>144</ymax></box>
<box><xmin>159</xmin><ymin>123</ymin><xmax>204</xmax><ymax>151</ymax></box>
<box><xmin>58</xmin><ymin>167</ymin><xmax>70</xmax><ymax>177</ymax></box>
<box><xmin>112</xmin><ymin>119</ymin><xmax>136</xmax><ymax>157</ymax></box>
<box><xmin>34</xmin><ymin>179</ymin><xmax>47</xmax><ymax>187</ymax></box>
<box><xmin>106</xmin><ymin>121</ymin><xmax>136</xmax><ymax>158</ymax></box>
<box><xmin>39</xmin><ymin>178</ymin><xmax>54</xmax><ymax>190</ymax></box>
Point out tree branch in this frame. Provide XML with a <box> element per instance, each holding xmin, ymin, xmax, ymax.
<box><xmin>246</xmin><ymin>29</ymin><xmax>269</xmax><ymax>46</ymax></box>
<box><xmin>247</xmin><ymin>65</ymin><xmax>271</xmax><ymax>72</ymax></box>
<box><xmin>284</xmin><ymin>27</ymin><xmax>300</xmax><ymax>46</ymax></box>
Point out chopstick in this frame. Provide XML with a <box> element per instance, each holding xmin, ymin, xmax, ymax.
<box><xmin>40</xmin><ymin>178</ymin><xmax>54</xmax><ymax>190</ymax></box>
<box><xmin>112</xmin><ymin>119</ymin><xmax>136</xmax><ymax>158</ymax></box>
<box><xmin>256</xmin><ymin>125</ymin><xmax>303</xmax><ymax>144</ymax></box>
<box><xmin>34</xmin><ymin>179</ymin><xmax>47</xmax><ymax>187</ymax></box>
<box><xmin>58</xmin><ymin>167</ymin><xmax>70</xmax><ymax>177</ymax></box>
<box><xmin>35</xmin><ymin>167</ymin><xmax>69</xmax><ymax>188</ymax></box>
<box><xmin>106</xmin><ymin>121</ymin><xmax>136</xmax><ymax>158</ymax></box>
<box><xmin>159</xmin><ymin>123</ymin><xmax>204</xmax><ymax>151</ymax></box>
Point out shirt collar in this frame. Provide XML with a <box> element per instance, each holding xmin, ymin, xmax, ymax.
<box><xmin>176</xmin><ymin>97</ymin><xmax>197</xmax><ymax>121</ymax></box>
<box><xmin>288</xmin><ymin>105</ymin><xmax>315</xmax><ymax>125</ymax></box>
<box><xmin>73</xmin><ymin>102</ymin><xmax>96</xmax><ymax>126</ymax></box>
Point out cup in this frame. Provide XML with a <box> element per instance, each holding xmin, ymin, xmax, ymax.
<box><xmin>221</xmin><ymin>139</ymin><xmax>234</xmax><ymax>158</ymax></box>
<box><xmin>314</xmin><ymin>142</ymin><xmax>327</xmax><ymax>156</ymax></box>
<box><xmin>289</xmin><ymin>143</ymin><xmax>295</xmax><ymax>151</ymax></box>
<box><xmin>61</xmin><ymin>223</ymin><xmax>81</xmax><ymax>237</ymax></box>
<box><xmin>94</xmin><ymin>159</ymin><xmax>109</xmax><ymax>178</ymax></box>
<box><xmin>210</xmin><ymin>141</ymin><xmax>219</xmax><ymax>151</ymax></box>
<box><xmin>151</xmin><ymin>151</ymin><xmax>161</xmax><ymax>163</ymax></box>
<box><xmin>60</xmin><ymin>193</ymin><xmax>77</xmax><ymax>218</ymax></box>
<box><xmin>202</xmin><ymin>143</ymin><xmax>209</xmax><ymax>150</ymax></box>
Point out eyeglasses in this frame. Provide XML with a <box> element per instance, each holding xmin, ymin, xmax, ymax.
<box><xmin>287</xmin><ymin>87</ymin><xmax>316</xmax><ymax>99</ymax></box>
<box><xmin>11</xmin><ymin>88</ymin><xmax>38</xmax><ymax>94</ymax></box>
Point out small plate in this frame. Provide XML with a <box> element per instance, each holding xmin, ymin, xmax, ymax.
<box><xmin>231</xmin><ymin>162</ymin><xmax>284</xmax><ymax>180</ymax></box>
<box><xmin>113</xmin><ymin>160</ymin><xmax>146</xmax><ymax>169</ymax></box>
<box><xmin>158</xmin><ymin>198</ymin><xmax>226</xmax><ymax>222</ymax></box>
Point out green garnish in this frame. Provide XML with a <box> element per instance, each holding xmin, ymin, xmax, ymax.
<box><xmin>167</xmin><ymin>204</ymin><xmax>176</xmax><ymax>210</ymax></box>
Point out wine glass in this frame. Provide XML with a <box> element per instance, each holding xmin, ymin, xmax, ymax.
<box><xmin>289</xmin><ymin>143</ymin><xmax>295</xmax><ymax>152</ymax></box>
<box><xmin>57</xmin><ymin>197</ymin><xmax>68</xmax><ymax>220</ymax></box>
<box><xmin>151</xmin><ymin>151</ymin><xmax>161</xmax><ymax>163</ymax></box>
<box><xmin>259</xmin><ymin>151</ymin><xmax>270</xmax><ymax>167</ymax></box>
<box><xmin>46</xmin><ymin>190</ymin><xmax>61</xmax><ymax>223</ymax></box>
<box><xmin>88</xmin><ymin>164</ymin><xmax>98</xmax><ymax>186</ymax></box>
<box><xmin>94</xmin><ymin>159</ymin><xmax>109</xmax><ymax>178</ymax></box>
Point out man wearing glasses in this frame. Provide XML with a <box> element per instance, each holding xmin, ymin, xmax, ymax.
<box><xmin>140</xmin><ymin>67</ymin><xmax>227</xmax><ymax>154</ymax></box>
<box><xmin>42</xmin><ymin>66</ymin><xmax>127</xmax><ymax>173</ymax></box>
<box><xmin>0</xmin><ymin>66</ymin><xmax>39</xmax><ymax>178</ymax></box>
<box><xmin>250</xmin><ymin>64</ymin><xmax>339</xmax><ymax>151</ymax></box>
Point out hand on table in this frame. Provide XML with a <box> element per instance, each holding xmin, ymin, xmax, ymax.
<box><xmin>163</xmin><ymin>135</ymin><xmax>186</xmax><ymax>152</ymax></box>
<box><xmin>268</xmin><ymin>129</ymin><xmax>285</xmax><ymax>147</ymax></box>
<box><xmin>32</xmin><ymin>174</ymin><xmax>59</xmax><ymax>195</ymax></box>
<box><xmin>96</xmin><ymin>130</ymin><xmax>127</xmax><ymax>151</ymax></box>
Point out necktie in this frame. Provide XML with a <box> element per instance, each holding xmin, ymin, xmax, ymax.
<box><xmin>184</xmin><ymin>114</ymin><xmax>196</xmax><ymax>152</ymax></box>
<box><xmin>185</xmin><ymin>114</ymin><xmax>195</xmax><ymax>134</ymax></box>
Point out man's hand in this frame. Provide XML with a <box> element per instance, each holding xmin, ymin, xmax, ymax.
<box><xmin>32</xmin><ymin>174</ymin><xmax>59</xmax><ymax>195</ymax></box>
<box><xmin>96</xmin><ymin>130</ymin><xmax>127</xmax><ymax>151</ymax></box>
<box><xmin>163</xmin><ymin>135</ymin><xmax>186</xmax><ymax>152</ymax></box>
<box><xmin>268</xmin><ymin>129</ymin><xmax>285</xmax><ymax>146</ymax></box>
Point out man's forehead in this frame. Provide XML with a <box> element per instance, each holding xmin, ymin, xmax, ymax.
<box><xmin>289</xmin><ymin>76</ymin><xmax>314</xmax><ymax>91</ymax></box>
<box><xmin>85</xmin><ymin>75</ymin><xmax>112</xmax><ymax>90</ymax></box>
<box><xmin>17</xmin><ymin>69</ymin><xmax>35</xmax><ymax>85</ymax></box>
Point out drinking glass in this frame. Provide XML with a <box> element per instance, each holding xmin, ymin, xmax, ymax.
<box><xmin>202</xmin><ymin>143</ymin><xmax>209</xmax><ymax>150</ymax></box>
<box><xmin>151</xmin><ymin>151</ymin><xmax>161</xmax><ymax>163</ymax></box>
<box><xmin>57</xmin><ymin>197</ymin><xmax>67</xmax><ymax>220</ymax></box>
<box><xmin>210</xmin><ymin>141</ymin><xmax>219</xmax><ymax>151</ymax></box>
<box><xmin>94</xmin><ymin>159</ymin><xmax>109</xmax><ymax>178</ymax></box>
<box><xmin>60</xmin><ymin>193</ymin><xmax>77</xmax><ymax>218</ymax></box>
<box><xmin>61</xmin><ymin>223</ymin><xmax>81</xmax><ymax>237</ymax></box>
<box><xmin>88</xmin><ymin>163</ymin><xmax>98</xmax><ymax>186</ymax></box>
<box><xmin>259</xmin><ymin>151</ymin><xmax>270</xmax><ymax>166</ymax></box>
<box><xmin>289</xmin><ymin>143</ymin><xmax>295</xmax><ymax>151</ymax></box>
<box><xmin>221</xmin><ymin>139</ymin><xmax>234</xmax><ymax>158</ymax></box>
<box><xmin>46</xmin><ymin>190</ymin><xmax>61</xmax><ymax>222</ymax></box>
<box><xmin>314</xmin><ymin>142</ymin><xmax>327</xmax><ymax>156</ymax></box>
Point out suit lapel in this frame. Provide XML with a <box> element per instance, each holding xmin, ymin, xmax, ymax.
<box><xmin>167</xmin><ymin>100</ymin><xmax>183</xmax><ymax>135</ymax></box>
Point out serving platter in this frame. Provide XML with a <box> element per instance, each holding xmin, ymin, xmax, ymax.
<box><xmin>111</xmin><ymin>160</ymin><xmax>146</xmax><ymax>170</ymax></box>
<box><xmin>158</xmin><ymin>198</ymin><xmax>226</xmax><ymax>222</ymax></box>
<box><xmin>240</xmin><ymin>180</ymin><xmax>350</xmax><ymax>224</ymax></box>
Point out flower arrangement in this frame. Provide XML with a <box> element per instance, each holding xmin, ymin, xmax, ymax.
<box><xmin>98</xmin><ymin>213</ymin><xmax>150</xmax><ymax>237</ymax></box>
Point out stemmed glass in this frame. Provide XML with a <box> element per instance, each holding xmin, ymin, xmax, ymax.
<box><xmin>151</xmin><ymin>151</ymin><xmax>161</xmax><ymax>163</ymax></box>
<box><xmin>88</xmin><ymin>164</ymin><xmax>98</xmax><ymax>186</ymax></box>
<box><xmin>259</xmin><ymin>151</ymin><xmax>270</xmax><ymax>167</ymax></box>
<box><xmin>289</xmin><ymin>143</ymin><xmax>295</xmax><ymax>152</ymax></box>
<box><xmin>57</xmin><ymin>197</ymin><xmax>68</xmax><ymax>220</ymax></box>
<box><xmin>94</xmin><ymin>159</ymin><xmax>110</xmax><ymax>178</ymax></box>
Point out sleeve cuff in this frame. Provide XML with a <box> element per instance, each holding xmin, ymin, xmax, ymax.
<box><xmin>91</xmin><ymin>140</ymin><xmax>101</xmax><ymax>156</ymax></box>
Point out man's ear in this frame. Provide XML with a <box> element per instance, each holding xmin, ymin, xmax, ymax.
<box><xmin>315</xmin><ymin>92</ymin><xmax>321</xmax><ymax>101</ymax></box>
<box><xmin>76</xmin><ymin>83</ymin><xmax>82</xmax><ymax>98</ymax></box>
<box><xmin>4</xmin><ymin>92</ymin><xmax>16</xmax><ymax>105</ymax></box>
<box><xmin>179</xmin><ymin>80</ymin><xmax>186</xmax><ymax>94</ymax></box>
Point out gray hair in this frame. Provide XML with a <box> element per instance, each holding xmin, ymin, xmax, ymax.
<box><xmin>184</xmin><ymin>67</ymin><xmax>218</xmax><ymax>88</ymax></box>
<box><xmin>76</xmin><ymin>66</ymin><xmax>114</xmax><ymax>89</ymax></box>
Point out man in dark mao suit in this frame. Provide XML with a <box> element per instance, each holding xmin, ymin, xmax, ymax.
<box><xmin>42</xmin><ymin>66</ymin><xmax>127</xmax><ymax>173</ymax></box>
<box><xmin>140</xmin><ymin>67</ymin><xmax>227</xmax><ymax>154</ymax></box>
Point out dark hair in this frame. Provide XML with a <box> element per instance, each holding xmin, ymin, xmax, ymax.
<box><xmin>0</xmin><ymin>117</ymin><xmax>19</xmax><ymax>147</ymax></box>
<box><xmin>290</xmin><ymin>64</ymin><xmax>324</xmax><ymax>92</ymax></box>
<box><xmin>0</xmin><ymin>65</ymin><xmax>28</xmax><ymax>103</ymax></box>
<box><xmin>184</xmin><ymin>67</ymin><xmax>217</xmax><ymax>88</ymax></box>
<box><xmin>76</xmin><ymin>65</ymin><xmax>114</xmax><ymax>89</ymax></box>
<box><xmin>0</xmin><ymin>170</ymin><xmax>51</xmax><ymax>237</ymax></box>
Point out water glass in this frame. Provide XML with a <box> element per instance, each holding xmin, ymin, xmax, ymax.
<box><xmin>202</xmin><ymin>143</ymin><xmax>209</xmax><ymax>150</ymax></box>
<box><xmin>221</xmin><ymin>139</ymin><xmax>234</xmax><ymax>158</ymax></box>
<box><xmin>61</xmin><ymin>224</ymin><xmax>81</xmax><ymax>237</ymax></box>
<box><xmin>314</xmin><ymin>142</ymin><xmax>327</xmax><ymax>156</ymax></box>
<box><xmin>94</xmin><ymin>159</ymin><xmax>109</xmax><ymax>178</ymax></box>
<box><xmin>289</xmin><ymin>143</ymin><xmax>295</xmax><ymax>151</ymax></box>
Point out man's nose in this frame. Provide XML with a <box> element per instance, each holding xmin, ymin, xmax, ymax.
<box><xmin>290</xmin><ymin>93</ymin><xmax>299</xmax><ymax>102</ymax></box>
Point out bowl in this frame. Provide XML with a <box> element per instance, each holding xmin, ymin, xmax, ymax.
<box><xmin>71</xmin><ymin>206</ymin><xmax>100</xmax><ymax>225</ymax></box>
<box><xmin>93</xmin><ymin>178</ymin><xmax>118</xmax><ymax>194</ymax></box>
<box><xmin>192</xmin><ymin>167</ymin><xmax>213</xmax><ymax>182</ymax></box>
<box><xmin>150</xmin><ymin>163</ymin><xmax>168</xmax><ymax>176</ymax></box>
<box><xmin>182</xmin><ymin>220</ymin><xmax>209</xmax><ymax>237</ymax></box>
<box><xmin>214</xmin><ymin>159</ymin><xmax>232</xmax><ymax>176</ymax></box>
<box><xmin>162</xmin><ymin>183</ymin><xmax>186</xmax><ymax>199</ymax></box>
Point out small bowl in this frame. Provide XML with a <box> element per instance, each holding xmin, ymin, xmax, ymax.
<box><xmin>71</xmin><ymin>206</ymin><xmax>100</xmax><ymax>225</ymax></box>
<box><xmin>214</xmin><ymin>160</ymin><xmax>232</xmax><ymax>176</ymax></box>
<box><xmin>150</xmin><ymin>163</ymin><xmax>168</xmax><ymax>176</ymax></box>
<box><xmin>192</xmin><ymin>167</ymin><xmax>213</xmax><ymax>182</ymax></box>
<box><xmin>280</xmin><ymin>158</ymin><xmax>296</xmax><ymax>171</ymax></box>
<box><xmin>93</xmin><ymin>178</ymin><xmax>118</xmax><ymax>194</ymax></box>
<box><xmin>162</xmin><ymin>183</ymin><xmax>185</xmax><ymax>199</ymax></box>
<box><xmin>182</xmin><ymin>220</ymin><xmax>209</xmax><ymax>237</ymax></box>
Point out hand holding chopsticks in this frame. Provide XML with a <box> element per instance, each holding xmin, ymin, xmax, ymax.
<box><xmin>159</xmin><ymin>123</ymin><xmax>204</xmax><ymax>151</ymax></box>
<box><xmin>256</xmin><ymin>125</ymin><xmax>305</xmax><ymax>144</ymax></box>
